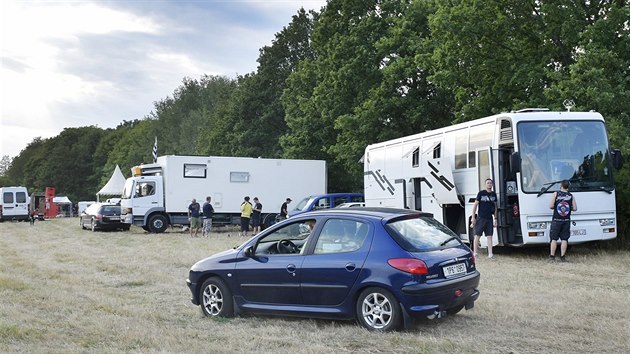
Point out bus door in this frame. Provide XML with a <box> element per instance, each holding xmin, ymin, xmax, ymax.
<box><xmin>475</xmin><ymin>148</ymin><xmax>500</xmax><ymax>248</ymax></box>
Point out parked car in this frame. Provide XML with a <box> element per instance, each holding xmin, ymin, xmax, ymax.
<box><xmin>335</xmin><ymin>202</ymin><xmax>366</xmax><ymax>208</ymax></box>
<box><xmin>186</xmin><ymin>208</ymin><xmax>480</xmax><ymax>331</ymax></box>
<box><xmin>288</xmin><ymin>193</ymin><xmax>364</xmax><ymax>217</ymax></box>
<box><xmin>80</xmin><ymin>203</ymin><xmax>129</xmax><ymax>232</ymax></box>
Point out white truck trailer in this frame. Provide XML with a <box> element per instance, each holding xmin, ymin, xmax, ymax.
<box><xmin>120</xmin><ymin>155</ymin><xmax>327</xmax><ymax>233</ymax></box>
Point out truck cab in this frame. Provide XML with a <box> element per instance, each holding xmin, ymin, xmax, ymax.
<box><xmin>121</xmin><ymin>175</ymin><xmax>167</xmax><ymax>232</ymax></box>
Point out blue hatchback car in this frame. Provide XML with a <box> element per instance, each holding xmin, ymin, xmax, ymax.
<box><xmin>186</xmin><ymin>208</ymin><xmax>480</xmax><ymax>331</ymax></box>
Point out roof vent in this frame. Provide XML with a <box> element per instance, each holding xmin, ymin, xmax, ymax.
<box><xmin>512</xmin><ymin>108</ymin><xmax>550</xmax><ymax>113</ymax></box>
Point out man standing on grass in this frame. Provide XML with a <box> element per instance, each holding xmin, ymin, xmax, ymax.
<box><xmin>549</xmin><ymin>180</ymin><xmax>577</xmax><ymax>262</ymax></box>
<box><xmin>188</xmin><ymin>198</ymin><xmax>201</xmax><ymax>238</ymax></box>
<box><xmin>202</xmin><ymin>196</ymin><xmax>214</xmax><ymax>238</ymax></box>
<box><xmin>251</xmin><ymin>197</ymin><xmax>262</xmax><ymax>234</ymax></box>
<box><xmin>471</xmin><ymin>178</ymin><xmax>498</xmax><ymax>260</ymax></box>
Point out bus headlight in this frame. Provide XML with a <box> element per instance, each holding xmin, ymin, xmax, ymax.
<box><xmin>599</xmin><ymin>218</ymin><xmax>615</xmax><ymax>226</ymax></box>
<box><xmin>527</xmin><ymin>222</ymin><xmax>547</xmax><ymax>230</ymax></box>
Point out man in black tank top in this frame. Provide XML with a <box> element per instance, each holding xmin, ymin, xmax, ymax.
<box><xmin>549</xmin><ymin>180</ymin><xmax>577</xmax><ymax>262</ymax></box>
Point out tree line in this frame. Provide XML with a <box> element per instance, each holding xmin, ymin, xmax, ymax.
<box><xmin>1</xmin><ymin>0</ymin><xmax>628</xmax><ymax>246</ymax></box>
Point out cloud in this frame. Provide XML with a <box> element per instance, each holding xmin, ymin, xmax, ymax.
<box><xmin>0</xmin><ymin>0</ymin><xmax>327</xmax><ymax>158</ymax></box>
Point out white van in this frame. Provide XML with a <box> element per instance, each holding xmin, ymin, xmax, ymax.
<box><xmin>0</xmin><ymin>186</ymin><xmax>30</xmax><ymax>221</ymax></box>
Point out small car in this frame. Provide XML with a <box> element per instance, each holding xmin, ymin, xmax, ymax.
<box><xmin>289</xmin><ymin>193</ymin><xmax>364</xmax><ymax>217</ymax></box>
<box><xmin>186</xmin><ymin>208</ymin><xmax>480</xmax><ymax>331</ymax></box>
<box><xmin>80</xmin><ymin>203</ymin><xmax>129</xmax><ymax>232</ymax></box>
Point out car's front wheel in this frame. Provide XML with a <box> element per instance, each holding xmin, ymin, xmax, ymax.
<box><xmin>356</xmin><ymin>287</ymin><xmax>402</xmax><ymax>331</ymax></box>
<box><xmin>199</xmin><ymin>277</ymin><xmax>234</xmax><ymax>318</ymax></box>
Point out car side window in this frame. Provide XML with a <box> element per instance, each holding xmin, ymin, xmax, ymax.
<box><xmin>314</xmin><ymin>219</ymin><xmax>369</xmax><ymax>254</ymax></box>
<box><xmin>254</xmin><ymin>219</ymin><xmax>315</xmax><ymax>256</ymax></box>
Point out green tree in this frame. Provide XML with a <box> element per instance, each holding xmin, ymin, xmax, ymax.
<box><xmin>546</xmin><ymin>3</ymin><xmax>630</xmax><ymax>245</ymax></box>
<box><xmin>202</xmin><ymin>9</ymin><xmax>318</xmax><ymax>158</ymax></box>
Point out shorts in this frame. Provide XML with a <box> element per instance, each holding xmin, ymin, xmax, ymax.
<box><xmin>190</xmin><ymin>217</ymin><xmax>202</xmax><ymax>229</ymax></box>
<box><xmin>202</xmin><ymin>218</ymin><xmax>212</xmax><ymax>235</ymax></box>
<box><xmin>474</xmin><ymin>217</ymin><xmax>494</xmax><ymax>236</ymax></box>
<box><xmin>252</xmin><ymin>214</ymin><xmax>261</xmax><ymax>227</ymax></box>
<box><xmin>550</xmin><ymin>221</ymin><xmax>570</xmax><ymax>241</ymax></box>
<box><xmin>240</xmin><ymin>217</ymin><xmax>250</xmax><ymax>232</ymax></box>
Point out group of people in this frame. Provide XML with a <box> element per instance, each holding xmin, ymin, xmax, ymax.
<box><xmin>472</xmin><ymin>178</ymin><xmax>577</xmax><ymax>262</ymax></box>
<box><xmin>187</xmin><ymin>196</ymin><xmax>294</xmax><ymax>238</ymax></box>
<box><xmin>187</xmin><ymin>197</ymin><xmax>215</xmax><ymax>238</ymax></box>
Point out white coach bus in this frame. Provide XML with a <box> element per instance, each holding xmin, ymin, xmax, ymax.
<box><xmin>364</xmin><ymin>108</ymin><xmax>623</xmax><ymax>247</ymax></box>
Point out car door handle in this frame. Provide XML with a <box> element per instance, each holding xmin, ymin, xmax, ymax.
<box><xmin>286</xmin><ymin>264</ymin><xmax>297</xmax><ymax>273</ymax></box>
<box><xmin>345</xmin><ymin>263</ymin><xmax>356</xmax><ymax>272</ymax></box>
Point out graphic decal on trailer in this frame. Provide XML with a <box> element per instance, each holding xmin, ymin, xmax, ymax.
<box><xmin>365</xmin><ymin>169</ymin><xmax>395</xmax><ymax>195</ymax></box>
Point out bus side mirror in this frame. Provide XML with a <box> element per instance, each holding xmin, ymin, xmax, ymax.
<box><xmin>510</xmin><ymin>152</ymin><xmax>521</xmax><ymax>175</ymax></box>
<box><xmin>611</xmin><ymin>149</ymin><xmax>623</xmax><ymax>170</ymax></box>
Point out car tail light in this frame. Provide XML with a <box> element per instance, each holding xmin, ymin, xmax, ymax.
<box><xmin>96</xmin><ymin>213</ymin><xmax>103</xmax><ymax>220</ymax></box>
<box><xmin>388</xmin><ymin>258</ymin><xmax>428</xmax><ymax>275</ymax></box>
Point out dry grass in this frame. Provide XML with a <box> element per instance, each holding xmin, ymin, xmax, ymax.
<box><xmin>1</xmin><ymin>218</ymin><xmax>628</xmax><ymax>353</ymax></box>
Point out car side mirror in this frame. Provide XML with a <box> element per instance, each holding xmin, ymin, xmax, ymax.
<box><xmin>510</xmin><ymin>151</ymin><xmax>521</xmax><ymax>175</ymax></box>
<box><xmin>611</xmin><ymin>149</ymin><xmax>623</xmax><ymax>170</ymax></box>
<box><xmin>243</xmin><ymin>246</ymin><xmax>254</xmax><ymax>258</ymax></box>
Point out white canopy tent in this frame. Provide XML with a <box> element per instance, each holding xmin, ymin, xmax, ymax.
<box><xmin>97</xmin><ymin>165</ymin><xmax>126</xmax><ymax>201</ymax></box>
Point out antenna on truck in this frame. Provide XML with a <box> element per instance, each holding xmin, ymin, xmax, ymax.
<box><xmin>563</xmin><ymin>99</ymin><xmax>575</xmax><ymax>112</ymax></box>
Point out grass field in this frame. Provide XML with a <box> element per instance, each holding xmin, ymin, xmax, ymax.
<box><xmin>1</xmin><ymin>218</ymin><xmax>629</xmax><ymax>353</ymax></box>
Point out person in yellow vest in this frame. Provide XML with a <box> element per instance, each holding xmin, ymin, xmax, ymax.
<box><xmin>240</xmin><ymin>196</ymin><xmax>253</xmax><ymax>237</ymax></box>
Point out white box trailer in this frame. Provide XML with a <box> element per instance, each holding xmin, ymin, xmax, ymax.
<box><xmin>121</xmin><ymin>155</ymin><xmax>327</xmax><ymax>233</ymax></box>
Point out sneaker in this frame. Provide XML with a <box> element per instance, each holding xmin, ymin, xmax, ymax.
<box><xmin>473</xmin><ymin>252</ymin><xmax>478</xmax><ymax>258</ymax></box>
<box><xmin>488</xmin><ymin>255</ymin><xmax>495</xmax><ymax>260</ymax></box>
<box><xmin>560</xmin><ymin>256</ymin><xmax>568</xmax><ymax>262</ymax></box>
<box><xmin>548</xmin><ymin>255</ymin><xmax>556</xmax><ymax>262</ymax></box>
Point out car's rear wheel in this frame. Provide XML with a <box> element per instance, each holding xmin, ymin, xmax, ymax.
<box><xmin>199</xmin><ymin>277</ymin><xmax>234</xmax><ymax>318</ymax></box>
<box><xmin>91</xmin><ymin>219</ymin><xmax>97</xmax><ymax>232</ymax></box>
<box><xmin>356</xmin><ymin>287</ymin><xmax>402</xmax><ymax>331</ymax></box>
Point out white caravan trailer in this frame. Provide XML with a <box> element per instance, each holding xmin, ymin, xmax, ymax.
<box><xmin>0</xmin><ymin>186</ymin><xmax>30</xmax><ymax>222</ymax></box>
<box><xmin>121</xmin><ymin>155</ymin><xmax>327</xmax><ymax>233</ymax></box>
<box><xmin>364</xmin><ymin>109</ymin><xmax>622</xmax><ymax>247</ymax></box>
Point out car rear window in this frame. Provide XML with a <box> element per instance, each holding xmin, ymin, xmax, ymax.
<box><xmin>385</xmin><ymin>216</ymin><xmax>461</xmax><ymax>251</ymax></box>
<box><xmin>101</xmin><ymin>206</ymin><xmax>120</xmax><ymax>214</ymax></box>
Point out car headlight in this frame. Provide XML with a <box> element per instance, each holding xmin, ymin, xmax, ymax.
<box><xmin>527</xmin><ymin>222</ymin><xmax>547</xmax><ymax>230</ymax></box>
<box><xmin>599</xmin><ymin>218</ymin><xmax>615</xmax><ymax>226</ymax></box>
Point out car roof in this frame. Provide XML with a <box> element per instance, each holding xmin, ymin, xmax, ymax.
<box><xmin>304</xmin><ymin>193</ymin><xmax>363</xmax><ymax>198</ymax></box>
<box><xmin>296</xmin><ymin>207</ymin><xmax>433</xmax><ymax>223</ymax></box>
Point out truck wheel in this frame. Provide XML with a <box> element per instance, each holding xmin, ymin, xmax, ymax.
<box><xmin>148</xmin><ymin>214</ymin><xmax>168</xmax><ymax>233</ymax></box>
<box><xmin>263</xmin><ymin>213</ymin><xmax>277</xmax><ymax>229</ymax></box>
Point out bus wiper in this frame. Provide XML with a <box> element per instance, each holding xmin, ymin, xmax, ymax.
<box><xmin>537</xmin><ymin>180</ymin><xmax>562</xmax><ymax>197</ymax></box>
<box><xmin>599</xmin><ymin>186</ymin><xmax>613</xmax><ymax>194</ymax></box>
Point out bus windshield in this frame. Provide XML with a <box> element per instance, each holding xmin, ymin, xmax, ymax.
<box><xmin>517</xmin><ymin>120</ymin><xmax>614</xmax><ymax>193</ymax></box>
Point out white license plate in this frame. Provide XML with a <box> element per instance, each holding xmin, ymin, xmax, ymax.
<box><xmin>443</xmin><ymin>263</ymin><xmax>466</xmax><ymax>278</ymax></box>
<box><xmin>108</xmin><ymin>217</ymin><xmax>120</xmax><ymax>221</ymax></box>
<box><xmin>571</xmin><ymin>229</ymin><xmax>586</xmax><ymax>236</ymax></box>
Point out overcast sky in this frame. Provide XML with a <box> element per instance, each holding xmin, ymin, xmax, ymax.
<box><xmin>0</xmin><ymin>0</ymin><xmax>326</xmax><ymax>158</ymax></box>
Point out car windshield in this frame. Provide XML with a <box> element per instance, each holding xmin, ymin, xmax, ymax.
<box><xmin>293</xmin><ymin>197</ymin><xmax>313</xmax><ymax>211</ymax></box>
<box><xmin>386</xmin><ymin>216</ymin><xmax>461</xmax><ymax>251</ymax></box>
